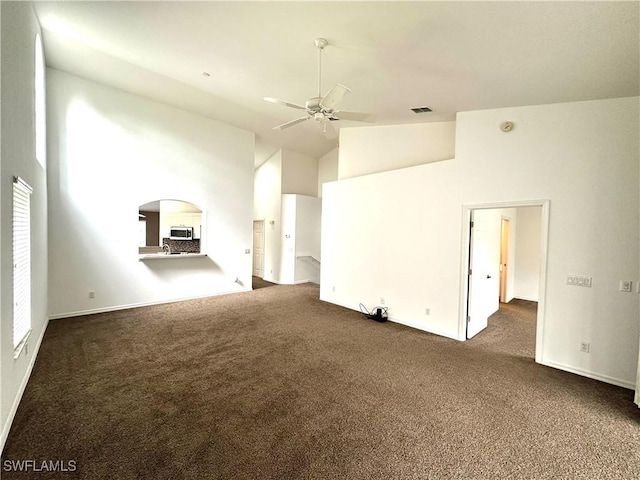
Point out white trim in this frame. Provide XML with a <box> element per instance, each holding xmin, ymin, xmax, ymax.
<box><xmin>12</xmin><ymin>329</ymin><xmax>31</xmax><ymax>360</ymax></box>
<box><xmin>387</xmin><ymin>315</ymin><xmax>460</xmax><ymax>341</ymax></box>
<box><xmin>459</xmin><ymin>200</ymin><xmax>551</xmax><ymax>364</ymax></box>
<box><xmin>48</xmin><ymin>289</ymin><xmax>250</xmax><ymax>320</ymax></box>
<box><xmin>0</xmin><ymin>317</ymin><xmax>49</xmax><ymax>454</ymax></box>
<box><xmin>512</xmin><ymin>296</ymin><xmax>539</xmax><ymax>303</ymax></box>
<box><xmin>34</xmin><ymin>32</ymin><xmax>46</xmax><ymax>168</ymax></box>
<box><xmin>541</xmin><ymin>359</ymin><xmax>635</xmax><ymax>390</ymax></box>
<box><xmin>318</xmin><ymin>296</ymin><xmax>460</xmax><ymax>341</ymax></box>
<box><xmin>13</xmin><ymin>176</ymin><xmax>33</xmax><ymax>193</ymax></box>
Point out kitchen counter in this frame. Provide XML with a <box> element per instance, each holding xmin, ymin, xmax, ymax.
<box><xmin>139</xmin><ymin>252</ymin><xmax>207</xmax><ymax>261</ymax></box>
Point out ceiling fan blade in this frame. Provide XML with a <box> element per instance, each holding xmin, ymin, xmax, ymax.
<box><xmin>263</xmin><ymin>97</ymin><xmax>307</xmax><ymax>110</ymax></box>
<box><xmin>320</xmin><ymin>83</ymin><xmax>351</xmax><ymax>110</ymax></box>
<box><xmin>273</xmin><ymin>116</ymin><xmax>310</xmax><ymax>130</ymax></box>
<box><xmin>335</xmin><ymin>111</ymin><xmax>376</xmax><ymax>123</ymax></box>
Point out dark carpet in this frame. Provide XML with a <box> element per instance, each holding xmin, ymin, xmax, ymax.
<box><xmin>252</xmin><ymin>276</ymin><xmax>277</xmax><ymax>290</ymax></box>
<box><xmin>2</xmin><ymin>284</ymin><xmax>639</xmax><ymax>479</ymax></box>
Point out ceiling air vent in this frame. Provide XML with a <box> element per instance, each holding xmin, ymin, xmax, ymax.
<box><xmin>411</xmin><ymin>106</ymin><xmax>432</xmax><ymax>113</ymax></box>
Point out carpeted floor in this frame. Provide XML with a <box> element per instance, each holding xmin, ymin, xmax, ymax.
<box><xmin>2</xmin><ymin>284</ymin><xmax>639</xmax><ymax>479</ymax></box>
<box><xmin>252</xmin><ymin>276</ymin><xmax>277</xmax><ymax>290</ymax></box>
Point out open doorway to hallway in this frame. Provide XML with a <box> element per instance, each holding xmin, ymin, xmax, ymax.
<box><xmin>462</xmin><ymin>201</ymin><xmax>549</xmax><ymax>362</ymax></box>
<box><xmin>469</xmin><ymin>299</ymin><xmax>538</xmax><ymax>358</ymax></box>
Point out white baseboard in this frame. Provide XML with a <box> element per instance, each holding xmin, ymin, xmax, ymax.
<box><xmin>387</xmin><ymin>315</ymin><xmax>461</xmax><ymax>341</ymax></box>
<box><xmin>541</xmin><ymin>359</ymin><xmax>635</xmax><ymax>390</ymax></box>
<box><xmin>513</xmin><ymin>295</ymin><xmax>539</xmax><ymax>302</ymax></box>
<box><xmin>48</xmin><ymin>288</ymin><xmax>249</xmax><ymax>320</ymax></box>
<box><xmin>1</xmin><ymin>316</ymin><xmax>50</xmax><ymax>454</ymax></box>
<box><xmin>318</xmin><ymin>296</ymin><xmax>460</xmax><ymax>340</ymax></box>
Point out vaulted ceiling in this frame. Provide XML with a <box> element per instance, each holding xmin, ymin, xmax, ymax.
<box><xmin>33</xmin><ymin>1</ymin><xmax>639</xmax><ymax>167</ymax></box>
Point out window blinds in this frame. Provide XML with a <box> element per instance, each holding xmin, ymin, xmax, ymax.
<box><xmin>13</xmin><ymin>176</ymin><xmax>33</xmax><ymax>352</ymax></box>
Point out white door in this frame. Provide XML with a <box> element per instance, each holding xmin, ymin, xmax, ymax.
<box><xmin>467</xmin><ymin>210</ymin><xmax>501</xmax><ymax>339</ymax></box>
<box><xmin>252</xmin><ymin>220</ymin><xmax>265</xmax><ymax>277</ymax></box>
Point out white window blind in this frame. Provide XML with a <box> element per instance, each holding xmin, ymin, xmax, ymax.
<box><xmin>13</xmin><ymin>176</ymin><xmax>33</xmax><ymax>353</ymax></box>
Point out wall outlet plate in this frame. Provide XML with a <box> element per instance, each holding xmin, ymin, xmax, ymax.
<box><xmin>620</xmin><ymin>280</ymin><xmax>633</xmax><ymax>293</ymax></box>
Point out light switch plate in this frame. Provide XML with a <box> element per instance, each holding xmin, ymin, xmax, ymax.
<box><xmin>620</xmin><ymin>280</ymin><xmax>633</xmax><ymax>293</ymax></box>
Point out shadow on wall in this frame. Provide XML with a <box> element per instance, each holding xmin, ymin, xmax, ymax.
<box><xmin>140</xmin><ymin>256</ymin><xmax>222</xmax><ymax>279</ymax></box>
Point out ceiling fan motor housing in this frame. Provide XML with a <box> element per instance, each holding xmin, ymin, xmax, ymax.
<box><xmin>305</xmin><ymin>97</ymin><xmax>322</xmax><ymax>111</ymax></box>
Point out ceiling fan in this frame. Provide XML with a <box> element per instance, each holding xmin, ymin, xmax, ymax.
<box><xmin>264</xmin><ymin>38</ymin><xmax>374</xmax><ymax>137</ymax></box>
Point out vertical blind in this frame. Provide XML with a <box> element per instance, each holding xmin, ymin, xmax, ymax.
<box><xmin>13</xmin><ymin>176</ymin><xmax>33</xmax><ymax>351</ymax></box>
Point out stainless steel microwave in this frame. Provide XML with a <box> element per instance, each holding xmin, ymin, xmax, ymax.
<box><xmin>169</xmin><ymin>226</ymin><xmax>194</xmax><ymax>240</ymax></box>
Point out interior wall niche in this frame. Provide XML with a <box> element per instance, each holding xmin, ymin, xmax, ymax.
<box><xmin>138</xmin><ymin>199</ymin><xmax>203</xmax><ymax>254</ymax></box>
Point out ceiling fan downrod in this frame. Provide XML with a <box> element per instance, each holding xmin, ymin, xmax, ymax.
<box><xmin>315</xmin><ymin>38</ymin><xmax>328</xmax><ymax>98</ymax></box>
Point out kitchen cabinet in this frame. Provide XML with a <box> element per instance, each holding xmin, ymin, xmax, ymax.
<box><xmin>162</xmin><ymin>213</ymin><xmax>202</xmax><ymax>239</ymax></box>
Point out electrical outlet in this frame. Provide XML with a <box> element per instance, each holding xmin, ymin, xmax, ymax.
<box><xmin>244</xmin><ymin>248</ymin><xmax>250</xmax><ymax>254</ymax></box>
<box><xmin>332</xmin><ymin>286</ymin><xmax>335</xmax><ymax>292</ymax></box>
<box><xmin>580</xmin><ymin>342</ymin><xmax>590</xmax><ymax>353</ymax></box>
<box><xmin>620</xmin><ymin>280</ymin><xmax>633</xmax><ymax>293</ymax></box>
<box><xmin>88</xmin><ymin>291</ymin><xmax>95</xmax><ymax>299</ymax></box>
<box><xmin>425</xmin><ymin>308</ymin><xmax>430</xmax><ymax>315</ymax></box>
<box><xmin>380</xmin><ymin>298</ymin><xmax>385</xmax><ymax>305</ymax></box>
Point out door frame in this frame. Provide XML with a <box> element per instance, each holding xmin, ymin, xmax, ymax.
<box><xmin>499</xmin><ymin>216</ymin><xmax>511</xmax><ymax>303</ymax></box>
<box><xmin>459</xmin><ymin>200</ymin><xmax>550</xmax><ymax>364</ymax></box>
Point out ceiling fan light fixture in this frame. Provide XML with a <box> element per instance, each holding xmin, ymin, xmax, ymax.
<box><xmin>264</xmin><ymin>37</ymin><xmax>373</xmax><ymax>133</ymax></box>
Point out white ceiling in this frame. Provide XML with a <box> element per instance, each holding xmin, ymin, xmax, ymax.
<box><xmin>33</xmin><ymin>1</ymin><xmax>639</xmax><ymax>167</ymax></box>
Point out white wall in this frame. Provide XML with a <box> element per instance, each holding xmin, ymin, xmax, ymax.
<box><xmin>322</xmin><ymin>97</ymin><xmax>639</xmax><ymax>388</ymax></box>
<box><xmin>318</xmin><ymin>147</ymin><xmax>338</xmax><ymax>197</ymax></box>
<box><xmin>0</xmin><ymin>3</ymin><xmax>49</xmax><ymax>452</ymax></box>
<box><xmin>47</xmin><ymin>69</ymin><xmax>255</xmax><ymax>317</ymax></box>
<box><xmin>282</xmin><ymin>150</ymin><xmax>318</xmax><ymax>196</ymax></box>
<box><xmin>254</xmin><ymin>150</ymin><xmax>282</xmax><ymax>283</ymax></box>
<box><xmin>514</xmin><ymin>206</ymin><xmax>542</xmax><ymax>301</ymax></box>
<box><xmin>338</xmin><ymin>121</ymin><xmax>456</xmax><ymax>179</ymax></box>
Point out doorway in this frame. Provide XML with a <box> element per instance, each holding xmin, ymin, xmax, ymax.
<box><xmin>252</xmin><ymin>220</ymin><xmax>265</xmax><ymax>278</ymax></box>
<box><xmin>461</xmin><ymin>200</ymin><xmax>549</xmax><ymax>363</ymax></box>
<box><xmin>500</xmin><ymin>218</ymin><xmax>510</xmax><ymax>303</ymax></box>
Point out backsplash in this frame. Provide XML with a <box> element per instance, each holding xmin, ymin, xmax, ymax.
<box><xmin>162</xmin><ymin>238</ymin><xmax>200</xmax><ymax>253</ymax></box>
